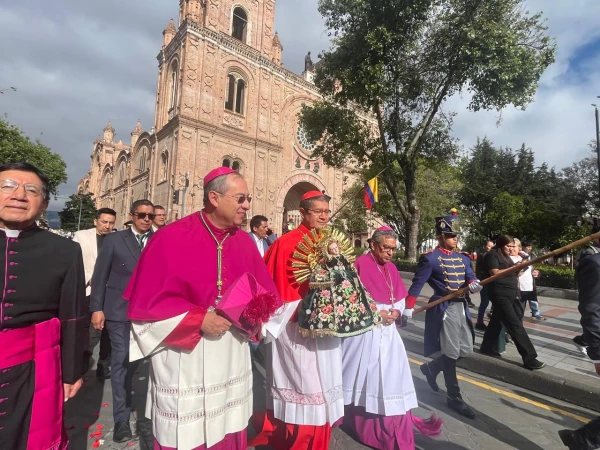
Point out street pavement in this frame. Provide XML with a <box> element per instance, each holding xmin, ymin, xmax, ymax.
<box><xmin>66</xmin><ymin>281</ymin><xmax>599</xmax><ymax>450</ymax></box>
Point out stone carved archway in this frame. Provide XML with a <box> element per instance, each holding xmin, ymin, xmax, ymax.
<box><xmin>276</xmin><ymin>172</ymin><xmax>327</xmax><ymax>234</ymax></box>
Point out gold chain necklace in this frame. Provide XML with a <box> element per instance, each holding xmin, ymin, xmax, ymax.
<box><xmin>371</xmin><ymin>253</ymin><xmax>395</xmax><ymax>308</ymax></box>
<box><xmin>200</xmin><ymin>212</ymin><xmax>231</xmax><ymax>305</ymax></box>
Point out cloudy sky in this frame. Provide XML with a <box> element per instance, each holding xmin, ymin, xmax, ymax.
<box><xmin>1</xmin><ymin>0</ymin><xmax>599</xmax><ymax>210</ymax></box>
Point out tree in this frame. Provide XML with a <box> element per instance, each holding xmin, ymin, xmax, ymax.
<box><xmin>301</xmin><ymin>0</ymin><xmax>555</xmax><ymax>261</ymax></box>
<box><xmin>333</xmin><ymin>160</ymin><xmax>462</xmax><ymax>255</ymax></box>
<box><xmin>0</xmin><ymin>116</ymin><xmax>67</xmax><ymax>195</ymax></box>
<box><xmin>561</xmin><ymin>144</ymin><xmax>600</xmax><ymax>219</ymax></box>
<box><xmin>59</xmin><ymin>193</ymin><xmax>97</xmax><ymax>232</ymax></box>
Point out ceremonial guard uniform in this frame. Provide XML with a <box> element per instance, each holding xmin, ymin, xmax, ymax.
<box><xmin>405</xmin><ymin>212</ymin><xmax>481</xmax><ymax>419</ymax></box>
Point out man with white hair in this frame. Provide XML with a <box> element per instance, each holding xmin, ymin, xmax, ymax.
<box><xmin>124</xmin><ymin>167</ymin><xmax>279</xmax><ymax>450</ymax></box>
<box><xmin>342</xmin><ymin>226</ymin><xmax>441</xmax><ymax>449</ymax></box>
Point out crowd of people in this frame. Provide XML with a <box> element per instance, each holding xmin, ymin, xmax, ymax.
<box><xmin>0</xmin><ymin>160</ymin><xmax>599</xmax><ymax>449</ymax></box>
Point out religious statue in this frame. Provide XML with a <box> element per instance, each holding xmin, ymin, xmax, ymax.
<box><xmin>292</xmin><ymin>227</ymin><xmax>381</xmax><ymax>338</ymax></box>
<box><xmin>304</xmin><ymin>51</ymin><xmax>314</xmax><ymax>72</ymax></box>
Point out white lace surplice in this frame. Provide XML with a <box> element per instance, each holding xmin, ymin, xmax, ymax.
<box><xmin>266</xmin><ymin>300</ymin><xmax>344</xmax><ymax>426</ymax></box>
<box><xmin>130</xmin><ymin>314</ymin><xmax>252</xmax><ymax>450</ymax></box>
<box><xmin>342</xmin><ymin>301</ymin><xmax>419</xmax><ymax>416</ymax></box>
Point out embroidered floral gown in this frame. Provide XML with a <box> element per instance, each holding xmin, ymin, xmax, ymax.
<box><xmin>298</xmin><ymin>255</ymin><xmax>381</xmax><ymax>338</ymax></box>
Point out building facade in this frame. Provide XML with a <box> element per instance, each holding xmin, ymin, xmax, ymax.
<box><xmin>78</xmin><ymin>0</ymin><xmax>361</xmax><ymax>235</ymax></box>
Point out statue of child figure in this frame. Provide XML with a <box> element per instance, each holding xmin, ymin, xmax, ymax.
<box><xmin>298</xmin><ymin>239</ymin><xmax>381</xmax><ymax>338</ymax></box>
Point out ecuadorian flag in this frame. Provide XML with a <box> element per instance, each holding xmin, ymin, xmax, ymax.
<box><xmin>363</xmin><ymin>177</ymin><xmax>378</xmax><ymax>210</ymax></box>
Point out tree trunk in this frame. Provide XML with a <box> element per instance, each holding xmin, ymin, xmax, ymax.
<box><xmin>404</xmin><ymin>165</ymin><xmax>421</xmax><ymax>262</ymax></box>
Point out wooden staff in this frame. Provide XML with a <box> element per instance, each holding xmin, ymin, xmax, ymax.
<box><xmin>414</xmin><ymin>231</ymin><xmax>600</xmax><ymax>315</ymax></box>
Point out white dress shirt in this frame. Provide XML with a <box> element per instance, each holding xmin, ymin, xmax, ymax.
<box><xmin>250</xmin><ymin>232</ymin><xmax>267</xmax><ymax>257</ymax></box>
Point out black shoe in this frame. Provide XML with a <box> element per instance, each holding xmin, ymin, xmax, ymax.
<box><xmin>113</xmin><ymin>422</ymin><xmax>133</xmax><ymax>443</ymax></box>
<box><xmin>480</xmin><ymin>349</ymin><xmax>502</xmax><ymax>358</ymax></box>
<box><xmin>505</xmin><ymin>335</ymin><xmax>513</xmax><ymax>345</ymax></box>
<box><xmin>467</xmin><ymin>301</ymin><xmax>476</xmax><ymax>308</ymax></box>
<box><xmin>474</xmin><ymin>323</ymin><xmax>487</xmax><ymax>331</ymax></box>
<box><xmin>96</xmin><ymin>361</ymin><xmax>111</xmax><ymax>380</ymax></box>
<box><xmin>524</xmin><ymin>359</ymin><xmax>546</xmax><ymax>371</ymax></box>
<box><xmin>447</xmin><ymin>395</ymin><xmax>476</xmax><ymax>419</ymax></box>
<box><xmin>558</xmin><ymin>429</ymin><xmax>580</xmax><ymax>450</ymax></box>
<box><xmin>420</xmin><ymin>363</ymin><xmax>439</xmax><ymax>392</ymax></box>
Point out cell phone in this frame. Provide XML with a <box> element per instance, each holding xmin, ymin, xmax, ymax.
<box><xmin>266</xmin><ymin>228</ymin><xmax>273</xmax><ymax>236</ymax></box>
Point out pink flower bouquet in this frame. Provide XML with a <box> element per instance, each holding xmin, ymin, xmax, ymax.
<box><xmin>216</xmin><ymin>273</ymin><xmax>279</xmax><ymax>338</ymax></box>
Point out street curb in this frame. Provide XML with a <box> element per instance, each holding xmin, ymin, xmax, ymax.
<box><xmin>399</xmin><ymin>271</ymin><xmax>578</xmax><ymax>301</ymax></box>
<box><xmin>400</xmin><ymin>331</ymin><xmax>600</xmax><ymax>414</ymax></box>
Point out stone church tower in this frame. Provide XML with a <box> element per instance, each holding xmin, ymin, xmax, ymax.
<box><xmin>79</xmin><ymin>0</ymin><xmax>358</xmax><ymax>235</ymax></box>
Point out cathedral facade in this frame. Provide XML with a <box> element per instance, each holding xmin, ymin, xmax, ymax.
<box><xmin>78</xmin><ymin>0</ymin><xmax>358</xmax><ymax>235</ymax></box>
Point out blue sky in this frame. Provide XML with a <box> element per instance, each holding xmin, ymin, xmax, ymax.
<box><xmin>0</xmin><ymin>0</ymin><xmax>599</xmax><ymax>209</ymax></box>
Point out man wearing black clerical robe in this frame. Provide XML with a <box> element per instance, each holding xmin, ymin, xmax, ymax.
<box><xmin>0</xmin><ymin>162</ymin><xmax>87</xmax><ymax>450</ymax></box>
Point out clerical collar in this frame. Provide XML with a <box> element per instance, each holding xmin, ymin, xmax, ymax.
<box><xmin>1</xmin><ymin>228</ymin><xmax>20</xmax><ymax>238</ymax></box>
<box><xmin>437</xmin><ymin>246</ymin><xmax>454</xmax><ymax>256</ymax></box>
<box><xmin>200</xmin><ymin>210</ymin><xmax>238</xmax><ymax>240</ymax></box>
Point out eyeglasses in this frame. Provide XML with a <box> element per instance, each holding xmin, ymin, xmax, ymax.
<box><xmin>377</xmin><ymin>243</ymin><xmax>396</xmax><ymax>252</ymax></box>
<box><xmin>218</xmin><ymin>193</ymin><xmax>252</xmax><ymax>204</ymax></box>
<box><xmin>0</xmin><ymin>179</ymin><xmax>45</xmax><ymax>198</ymax></box>
<box><xmin>307</xmin><ymin>209</ymin><xmax>331</xmax><ymax>216</ymax></box>
<box><xmin>133</xmin><ymin>213</ymin><xmax>156</xmax><ymax>220</ymax></box>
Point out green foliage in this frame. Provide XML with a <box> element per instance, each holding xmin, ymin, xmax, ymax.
<box><xmin>59</xmin><ymin>193</ymin><xmax>97</xmax><ymax>232</ymax></box>
<box><xmin>0</xmin><ymin>117</ymin><xmax>67</xmax><ymax>195</ymax></box>
<box><xmin>537</xmin><ymin>265</ymin><xmax>575</xmax><ymax>290</ymax></box>
<box><xmin>302</xmin><ymin>0</ymin><xmax>555</xmax><ymax>261</ymax></box>
<box><xmin>395</xmin><ymin>257</ymin><xmax>575</xmax><ymax>289</ymax></box>
<box><xmin>331</xmin><ymin>184</ymin><xmax>369</xmax><ymax>235</ymax></box>
<box><xmin>459</xmin><ymin>138</ymin><xmax>580</xmax><ymax>248</ymax></box>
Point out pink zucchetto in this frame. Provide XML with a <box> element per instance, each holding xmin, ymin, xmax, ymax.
<box><xmin>203</xmin><ymin>167</ymin><xmax>237</xmax><ymax>188</ymax></box>
<box><xmin>376</xmin><ymin>226</ymin><xmax>394</xmax><ymax>232</ymax></box>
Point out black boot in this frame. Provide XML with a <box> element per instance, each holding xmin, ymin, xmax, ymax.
<box><xmin>447</xmin><ymin>394</ymin><xmax>476</xmax><ymax>420</ymax></box>
<box><xmin>420</xmin><ymin>358</ymin><xmax>442</xmax><ymax>392</ymax></box>
<box><xmin>441</xmin><ymin>355</ymin><xmax>476</xmax><ymax>419</ymax></box>
<box><xmin>559</xmin><ymin>417</ymin><xmax>600</xmax><ymax>450</ymax></box>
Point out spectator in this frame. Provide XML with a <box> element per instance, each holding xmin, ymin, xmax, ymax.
<box><xmin>73</xmin><ymin>207</ymin><xmax>116</xmax><ymax>379</ymax></box>
<box><xmin>152</xmin><ymin>205</ymin><xmax>167</xmax><ymax>231</ymax></box>
<box><xmin>519</xmin><ymin>241</ymin><xmax>545</xmax><ymax>321</ymax></box>
<box><xmin>479</xmin><ymin>235</ymin><xmax>545</xmax><ymax>370</ymax></box>
<box><xmin>475</xmin><ymin>240</ymin><xmax>494</xmax><ymax>330</ymax></box>
<box><xmin>558</xmin><ymin>251</ymin><xmax>600</xmax><ymax>449</ymax></box>
<box><xmin>249</xmin><ymin>214</ymin><xmax>271</xmax><ymax>257</ymax></box>
<box><xmin>90</xmin><ymin>199</ymin><xmax>154</xmax><ymax>442</ymax></box>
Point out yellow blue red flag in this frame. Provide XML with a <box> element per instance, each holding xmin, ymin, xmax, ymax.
<box><xmin>363</xmin><ymin>177</ymin><xmax>378</xmax><ymax>209</ymax></box>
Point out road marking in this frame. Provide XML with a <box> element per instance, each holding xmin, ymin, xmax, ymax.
<box><xmin>408</xmin><ymin>357</ymin><xmax>589</xmax><ymax>423</ymax></box>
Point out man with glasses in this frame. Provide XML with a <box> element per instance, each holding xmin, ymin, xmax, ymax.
<box><xmin>124</xmin><ymin>167</ymin><xmax>279</xmax><ymax>450</ymax></box>
<box><xmin>152</xmin><ymin>205</ymin><xmax>167</xmax><ymax>231</ymax></box>
<box><xmin>0</xmin><ymin>162</ymin><xmax>87</xmax><ymax>449</ymax></box>
<box><xmin>91</xmin><ymin>199</ymin><xmax>154</xmax><ymax>442</ymax></box>
<box><xmin>251</xmin><ymin>190</ymin><xmax>344</xmax><ymax>450</ymax></box>
<box><xmin>405</xmin><ymin>210</ymin><xmax>483</xmax><ymax>419</ymax></box>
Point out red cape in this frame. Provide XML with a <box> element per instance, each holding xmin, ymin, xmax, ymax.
<box><xmin>263</xmin><ymin>224</ymin><xmax>311</xmax><ymax>303</ymax></box>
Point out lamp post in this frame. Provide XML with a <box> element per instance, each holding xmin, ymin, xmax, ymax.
<box><xmin>593</xmin><ymin>101</ymin><xmax>600</xmax><ymax>206</ymax></box>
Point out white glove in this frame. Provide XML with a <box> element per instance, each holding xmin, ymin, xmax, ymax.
<box><xmin>469</xmin><ymin>280</ymin><xmax>483</xmax><ymax>293</ymax></box>
<box><xmin>403</xmin><ymin>308</ymin><xmax>413</xmax><ymax>319</ymax></box>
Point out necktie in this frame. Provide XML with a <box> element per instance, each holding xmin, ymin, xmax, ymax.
<box><xmin>136</xmin><ymin>233</ymin><xmax>147</xmax><ymax>249</ymax></box>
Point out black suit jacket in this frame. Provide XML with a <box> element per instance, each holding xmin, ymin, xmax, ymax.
<box><xmin>575</xmin><ymin>252</ymin><xmax>600</xmax><ymax>361</ymax></box>
<box><xmin>90</xmin><ymin>229</ymin><xmax>153</xmax><ymax>322</ymax></box>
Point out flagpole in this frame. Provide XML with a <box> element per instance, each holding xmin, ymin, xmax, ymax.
<box><xmin>329</xmin><ymin>166</ymin><xmax>390</xmax><ymax>221</ymax></box>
